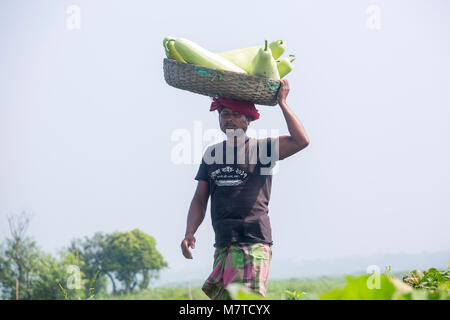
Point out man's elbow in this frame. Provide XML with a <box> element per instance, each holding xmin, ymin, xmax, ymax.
<box><xmin>295</xmin><ymin>138</ymin><xmax>310</xmax><ymax>151</ymax></box>
<box><xmin>302</xmin><ymin>139</ymin><xmax>310</xmax><ymax>148</ymax></box>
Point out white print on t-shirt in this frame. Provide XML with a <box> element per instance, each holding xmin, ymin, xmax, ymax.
<box><xmin>211</xmin><ymin>166</ymin><xmax>248</xmax><ymax>187</ymax></box>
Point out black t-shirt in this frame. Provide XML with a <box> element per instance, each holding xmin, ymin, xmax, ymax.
<box><xmin>195</xmin><ymin>136</ymin><xmax>279</xmax><ymax>247</ymax></box>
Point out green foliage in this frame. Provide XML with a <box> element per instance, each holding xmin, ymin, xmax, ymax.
<box><xmin>316</xmin><ymin>269</ymin><xmax>450</xmax><ymax>300</ymax></box>
<box><xmin>0</xmin><ymin>238</ymin><xmax>95</xmax><ymax>300</ymax></box>
<box><xmin>224</xmin><ymin>283</ymin><xmax>267</xmax><ymax>300</ymax></box>
<box><xmin>265</xmin><ymin>276</ymin><xmax>347</xmax><ymax>300</ymax></box>
<box><xmin>318</xmin><ymin>274</ymin><xmax>397</xmax><ymax>300</ymax></box>
<box><xmin>0</xmin><ymin>222</ymin><xmax>167</xmax><ymax>299</ymax></box>
<box><xmin>101</xmin><ymin>229</ymin><xmax>168</xmax><ymax>293</ymax></box>
<box><xmin>399</xmin><ymin>267</ymin><xmax>450</xmax><ymax>300</ymax></box>
<box><xmin>31</xmin><ymin>251</ymin><xmax>72</xmax><ymax>300</ymax></box>
<box><xmin>95</xmin><ymin>286</ymin><xmax>208</xmax><ymax>300</ymax></box>
<box><xmin>66</xmin><ymin>229</ymin><xmax>168</xmax><ymax>296</ymax></box>
<box><xmin>90</xmin><ymin>268</ymin><xmax>450</xmax><ymax>301</ymax></box>
<box><xmin>53</xmin><ymin>249</ymin><xmax>94</xmax><ymax>300</ymax></box>
<box><xmin>284</xmin><ymin>289</ymin><xmax>306</xmax><ymax>300</ymax></box>
<box><xmin>402</xmin><ymin>268</ymin><xmax>449</xmax><ymax>291</ymax></box>
<box><xmin>0</xmin><ymin>237</ymin><xmax>43</xmax><ymax>299</ymax></box>
<box><xmin>67</xmin><ymin>232</ymin><xmax>109</xmax><ymax>296</ymax></box>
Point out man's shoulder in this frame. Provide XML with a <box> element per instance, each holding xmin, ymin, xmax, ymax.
<box><xmin>211</xmin><ymin>139</ymin><xmax>226</xmax><ymax>148</ymax></box>
<box><xmin>203</xmin><ymin>140</ymin><xmax>225</xmax><ymax>154</ymax></box>
<box><xmin>251</xmin><ymin>137</ymin><xmax>279</xmax><ymax>153</ymax></box>
<box><xmin>254</xmin><ymin>136</ymin><xmax>279</xmax><ymax>143</ymax></box>
<box><xmin>200</xmin><ymin>140</ymin><xmax>225</xmax><ymax>165</ymax></box>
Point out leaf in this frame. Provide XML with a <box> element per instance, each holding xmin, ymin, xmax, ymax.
<box><xmin>284</xmin><ymin>289</ymin><xmax>306</xmax><ymax>300</ymax></box>
<box><xmin>226</xmin><ymin>283</ymin><xmax>266</xmax><ymax>300</ymax></box>
<box><xmin>318</xmin><ymin>275</ymin><xmax>396</xmax><ymax>300</ymax></box>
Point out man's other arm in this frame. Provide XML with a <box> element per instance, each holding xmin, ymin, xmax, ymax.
<box><xmin>181</xmin><ymin>180</ymin><xmax>210</xmax><ymax>259</ymax></box>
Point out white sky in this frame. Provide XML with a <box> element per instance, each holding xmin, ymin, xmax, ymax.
<box><xmin>1</xmin><ymin>0</ymin><xmax>449</xmax><ymax>282</ymax></box>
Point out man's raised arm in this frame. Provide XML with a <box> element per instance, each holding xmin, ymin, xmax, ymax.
<box><xmin>276</xmin><ymin>79</ymin><xmax>310</xmax><ymax>160</ymax></box>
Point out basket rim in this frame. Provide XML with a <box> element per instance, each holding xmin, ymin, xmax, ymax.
<box><xmin>163</xmin><ymin>58</ymin><xmax>282</xmax><ymax>84</ymax></box>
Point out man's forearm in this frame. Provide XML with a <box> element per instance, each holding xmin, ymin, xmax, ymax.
<box><xmin>279</xmin><ymin>101</ymin><xmax>310</xmax><ymax>146</ymax></box>
<box><xmin>185</xmin><ymin>199</ymin><xmax>207</xmax><ymax>236</ymax></box>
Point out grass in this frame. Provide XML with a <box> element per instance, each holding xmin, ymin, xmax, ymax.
<box><xmin>95</xmin><ymin>286</ymin><xmax>208</xmax><ymax>300</ymax></box>
<box><xmin>94</xmin><ymin>270</ymin><xmax>409</xmax><ymax>300</ymax></box>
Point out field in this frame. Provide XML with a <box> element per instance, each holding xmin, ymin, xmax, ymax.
<box><xmin>94</xmin><ymin>271</ymin><xmax>409</xmax><ymax>300</ymax></box>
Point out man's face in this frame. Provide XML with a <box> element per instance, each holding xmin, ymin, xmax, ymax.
<box><xmin>219</xmin><ymin>107</ymin><xmax>251</xmax><ymax>135</ymax></box>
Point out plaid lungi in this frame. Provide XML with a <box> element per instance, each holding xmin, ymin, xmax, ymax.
<box><xmin>201</xmin><ymin>241</ymin><xmax>272</xmax><ymax>300</ymax></box>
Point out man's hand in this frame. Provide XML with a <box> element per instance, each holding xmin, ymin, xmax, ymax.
<box><xmin>181</xmin><ymin>235</ymin><xmax>196</xmax><ymax>259</ymax></box>
<box><xmin>277</xmin><ymin>79</ymin><xmax>290</xmax><ymax>105</ymax></box>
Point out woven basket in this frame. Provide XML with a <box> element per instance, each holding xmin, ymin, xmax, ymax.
<box><xmin>163</xmin><ymin>58</ymin><xmax>281</xmax><ymax>106</ymax></box>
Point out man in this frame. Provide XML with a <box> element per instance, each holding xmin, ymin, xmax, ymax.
<box><xmin>180</xmin><ymin>79</ymin><xmax>310</xmax><ymax>299</ymax></box>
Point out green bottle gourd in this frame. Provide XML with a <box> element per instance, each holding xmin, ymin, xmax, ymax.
<box><xmin>277</xmin><ymin>54</ymin><xmax>296</xmax><ymax>78</ymax></box>
<box><xmin>217</xmin><ymin>40</ymin><xmax>286</xmax><ymax>73</ymax></box>
<box><xmin>163</xmin><ymin>36</ymin><xmax>174</xmax><ymax>58</ymax></box>
<box><xmin>166</xmin><ymin>40</ymin><xmax>187</xmax><ymax>63</ymax></box>
<box><xmin>163</xmin><ymin>37</ymin><xmax>186</xmax><ymax>63</ymax></box>
<box><xmin>248</xmin><ymin>40</ymin><xmax>280</xmax><ymax>80</ymax></box>
<box><xmin>269</xmin><ymin>40</ymin><xmax>286</xmax><ymax>60</ymax></box>
<box><xmin>174</xmin><ymin>38</ymin><xmax>246</xmax><ymax>73</ymax></box>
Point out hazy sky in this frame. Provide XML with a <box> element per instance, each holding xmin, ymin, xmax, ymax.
<box><xmin>1</xmin><ymin>0</ymin><xmax>449</xmax><ymax>283</ymax></box>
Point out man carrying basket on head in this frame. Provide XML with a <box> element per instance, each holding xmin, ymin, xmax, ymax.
<box><xmin>181</xmin><ymin>79</ymin><xmax>310</xmax><ymax>299</ymax></box>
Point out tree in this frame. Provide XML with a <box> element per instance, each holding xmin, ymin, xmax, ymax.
<box><xmin>0</xmin><ymin>214</ymin><xmax>168</xmax><ymax>298</ymax></box>
<box><xmin>101</xmin><ymin>229</ymin><xmax>168</xmax><ymax>293</ymax></box>
<box><xmin>31</xmin><ymin>250</ymin><xmax>88</xmax><ymax>300</ymax></box>
<box><xmin>0</xmin><ymin>212</ymin><xmax>86</xmax><ymax>300</ymax></box>
<box><xmin>67</xmin><ymin>232</ymin><xmax>109</xmax><ymax>296</ymax></box>
<box><xmin>0</xmin><ymin>212</ymin><xmax>42</xmax><ymax>299</ymax></box>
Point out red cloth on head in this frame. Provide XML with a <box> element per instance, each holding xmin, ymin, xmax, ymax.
<box><xmin>210</xmin><ymin>97</ymin><xmax>260</xmax><ymax>121</ymax></box>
